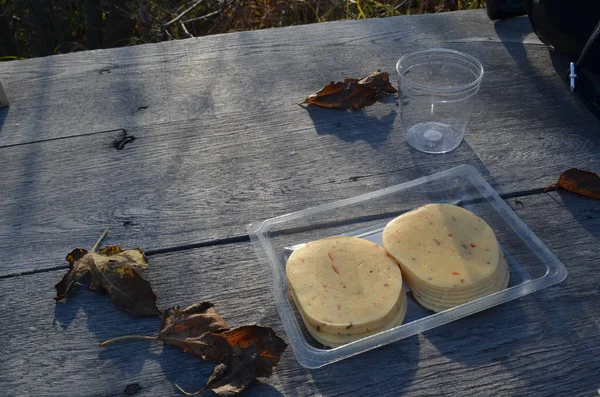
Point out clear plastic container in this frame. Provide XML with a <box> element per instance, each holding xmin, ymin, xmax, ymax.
<box><xmin>247</xmin><ymin>165</ymin><xmax>567</xmax><ymax>368</ymax></box>
<box><xmin>396</xmin><ymin>49</ymin><xmax>484</xmax><ymax>154</ymax></box>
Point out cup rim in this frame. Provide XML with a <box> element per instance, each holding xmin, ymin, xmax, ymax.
<box><xmin>396</xmin><ymin>48</ymin><xmax>484</xmax><ymax>92</ymax></box>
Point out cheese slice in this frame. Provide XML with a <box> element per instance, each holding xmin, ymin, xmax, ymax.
<box><xmin>286</xmin><ymin>236</ymin><xmax>406</xmax><ymax>336</ymax></box>
<box><xmin>404</xmin><ymin>250</ymin><xmax>508</xmax><ymax>299</ymax></box>
<box><xmin>383</xmin><ymin>204</ymin><xmax>510</xmax><ymax>312</ymax></box>
<box><xmin>291</xmin><ymin>286</ymin><xmax>405</xmax><ymax>335</ymax></box>
<box><xmin>303</xmin><ymin>292</ymin><xmax>408</xmax><ymax>347</ymax></box>
<box><xmin>383</xmin><ymin>204</ymin><xmax>500</xmax><ymax>289</ymax></box>
<box><xmin>411</xmin><ymin>256</ymin><xmax>510</xmax><ymax>312</ymax></box>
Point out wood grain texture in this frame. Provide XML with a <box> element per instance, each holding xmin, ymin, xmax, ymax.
<box><xmin>0</xmin><ymin>10</ymin><xmax>547</xmax><ymax>147</ymax></box>
<box><xmin>1</xmin><ymin>110</ymin><xmax>598</xmax><ymax>276</ymax></box>
<box><xmin>1</xmin><ymin>10</ymin><xmax>600</xmax><ymax>275</ymax></box>
<box><xmin>1</xmin><ymin>192</ymin><xmax>599</xmax><ymax>397</ymax></box>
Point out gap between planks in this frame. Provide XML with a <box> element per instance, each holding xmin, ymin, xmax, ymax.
<box><xmin>0</xmin><ymin>187</ymin><xmax>552</xmax><ymax>280</ymax></box>
<box><xmin>0</xmin><ymin>128</ymin><xmax>129</xmax><ymax>149</ymax></box>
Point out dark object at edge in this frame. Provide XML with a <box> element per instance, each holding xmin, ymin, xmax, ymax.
<box><xmin>124</xmin><ymin>383</ymin><xmax>141</xmax><ymax>396</ymax></box>
<box><xmin>486</xmin><ymin>0</ymin><xmax>527</xmax><ymax>20</ymax></box>
<box><xmin>488</xmin><ymin>0</ymin><xmax>600</xmax><ymax>120</ymax></box>
<box><xmin>525</xmin><ymin>0</ymin><xmax>600</xmax><ymax>69</ymax></box>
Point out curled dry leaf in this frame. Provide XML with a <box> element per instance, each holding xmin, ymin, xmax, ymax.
<box><xmin>177</xmin><ymin>354</ymin><xmax>257</xmax><ymax>397</ymax></box>
<box><xmin>100</xmin><ymin>302</ymin><xmax>287</xmax><ymax>396</ymax></box>
<box><xmin>176</xmin><ymin>326</ymin><xmax>288</xmax><ymax>396</ymax></box>
<box><xmin>357</xmin><ymin>70</ymin><xmax>398</xmax><ymax>96</ymax></box>
<box><xmin>157</xmin><ymin>302</ymin><xmax>230</xmax><ymax>357</ymax></box>
<box><xmin>303</xmin><ymin>81</ymin><xmax>378</xmax><ymax>109</ymax></box>
<box><xmin>196</xmin><ymin>325</ymin><xmax>288</xmax><ymax>375</ymax></box>
<box><xmin>54</xmin><ymin>227</ymin><xmax>160</xmax><ymax>317</ymax></box>
<box><xmin>303</xmin><ymin>70</ymin><xmax>397</xmax><ymax>109</ymax></box>
<box><xmin>548</xmin><ymin>168</ymin><xmax>600</xmax><ymax>199</ymax></box>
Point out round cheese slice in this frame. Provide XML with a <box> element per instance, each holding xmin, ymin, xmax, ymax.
<box><xmin>382</xmin><ymin>204</ymin><xmax>500</xmax><ymax>289</ymax></box>
<box><xmin>286</xmin><ymin>236</ymin><xmax>405</xmax><ymax>334</ymax></box>
<box><xmin>291</xmin><ymin>286</ymin><xmax>405</xmax><ymax>335</ymax></box>
<box><xmin>403</xmin><ymin>250</ymin><xmax>508</xmax><ymax>300</ymax></box>
<box><xmin>303</xmin><ymin>292</ymin><xmax>408</xmax><ymax>347</ymax></box>
<box><xmin>411</xmin><ymin>256</ymin><xmax>510</xmax><ymax>312</ymax></box>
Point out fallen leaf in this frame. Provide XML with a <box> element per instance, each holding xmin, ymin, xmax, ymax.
<box><xmin>357</xmin><ymin>70</ymin><xmax>398</xmax><ymax>96</ymax></box>
<box><xmin>176</xmin><ymin>354</ymin><xmax>257</xmax><ymax>397</ymax></box>
<box><xmin>303</xmin><ymin>71</ymin><xmax>397</xmax><ymax>109</ymax></box>
<box><xmin>100</xmin><ymin>303</ymin><xmax>287</xmax><ymax>396</ymax></box>
<box><xmin>549</xmin><ymin>168</ymin><xmax>600</xmax><ymax>199</ymax></box>
<box><xmin>157</xmin><ymin>302</ymin><xmax>230</xmax><ymax>355</ymax></box>
<box><xmin>303</xmin><ymin>81</ymin><xmax>378</xmax><ymax>109</ymax></box>
<box><xmin>54</xmin><ymin>227</ymin><xmax>160</xmax><ymax>317</ymax></box>
<box><xmin>175</xmin><ymin>326</ymin><xmax>287</xmax><ymax>396</ymax></box>
<box><xmin>196</xmin><ymin>325</ymin><xmax>288</xmax><ymax>374</ymax></box>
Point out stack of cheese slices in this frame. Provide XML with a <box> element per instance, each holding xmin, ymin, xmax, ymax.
<box><xmin>382</xmin><ymin>203</ymin><xmax>510</xmax><ymax>312</ymax></box>
<box><xmin>286</xmin><ymin>236</ymin><xmax>408</xmax><ymax>347</ymax></box>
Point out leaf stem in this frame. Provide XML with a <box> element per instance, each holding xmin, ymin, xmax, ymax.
<box><xmin>99</xmin><ymin>335</ymin><xmax>156</xmax><ymax>347</ymax></box>
<box><xmin>92</xmin><ymin>226</ymin><xmax>110</xmax><ymax>253</ymax></box>
<box><xmin>174</xmin><ymin>383</ymin><xmax>205</xmax><ymax>396</ymax></box>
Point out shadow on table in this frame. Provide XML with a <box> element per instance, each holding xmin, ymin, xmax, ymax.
<box><xmin>409</xmin><ymin>137</ymin><xmax>499</xmax><ymax>184</ymax></box>
<box><xmin>555</xmin><ymin>191</ymin><xmax>600</xmax><ymax>239</ymax></box>
<box><xmin>425</xmin><ymin>299</ymin><xmax>528</xmax><ymax>367</ymax></box>
<box><xmin>53</xmin><ymin>287</ymin><xmax>157</xmax><ymax>376</ymax></box>
<box><xmin>303</xmin><ymin>96</ymin><xmax>398</xmax><ymax>150</ymax></box>
<box><xmin>493</xmin><ymin>197</ymin><xmax>600</xmax><ymax>395</ymax></box>
<box><xmin>305</xmin><ymin>100</ymin><xmax>503</xmax><ymax>197</ymax></box>
<box><xmin>155</xmin><ymin>346</ymin><xmax>283</xmax><ymax>397</ymax></box>
<box><xmin>502</xmin><ymin>282</ymin><xmax>599</xmax><ymax>394</ymax></box>
<box><xmin>494</xmin><ymin>19</ymin><xmax>600</xmax><ymax>132</ymax></box>
<box><xmin>307</xmin><ymin>334</ymin><xmax>421</xmax><ymax>396</ymax></box>
<box><xmin>0</xmin><ymin>106</ymin><xmax>7</xmax><ymax>137</ymax></box>
<box><xmin>53</xmin><ymin>287</ymin><xmax>283</xmax><ymax>397</ymax></box>
<box><xmin>426</xmin><ymin>285</ymin><xmax>599</xmax><ymax>394</ymax></box>
<box><xmin>250</xmin><ymin>290</ymin><xmax>421</xmax><ymax>396</ymax></box>
<box><xmin>424</xmin><ymin>189</ymin><xmax>600</xmax><ymax>395</ymax></box>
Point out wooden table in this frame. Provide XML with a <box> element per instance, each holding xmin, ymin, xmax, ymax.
<box><xmin>1</xmin><ymin>9</ymin><xmax>599</xmax><ymax>397</ymax></box>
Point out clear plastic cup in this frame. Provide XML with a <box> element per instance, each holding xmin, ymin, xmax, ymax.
<box><xmin>396</xmin><ymin>49</ymin><xmax>484</xmax><ymax>154</ymax></box>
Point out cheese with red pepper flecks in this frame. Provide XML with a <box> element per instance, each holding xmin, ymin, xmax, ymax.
<box><xmin>286</xmin><ymin>236</ymin><xmax>407</xmax><ymax>347</ymax></box>
<box><xmin>382</xmin><ymin>204</ymin><xmax>509</xmax><ymax>312</ymax></box>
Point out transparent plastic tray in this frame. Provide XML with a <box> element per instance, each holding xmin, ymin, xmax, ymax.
<box><xmin>247</xmin><ymin>165</ymin><xmax>567</xmax><ymax>368</ymax></box>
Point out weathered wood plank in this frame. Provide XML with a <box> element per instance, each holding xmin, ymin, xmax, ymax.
<box><xmin>0</xmin><ymin>12</ymin><xmax>600</xmax><ymax>275</ymax></box>
<box><xmin>0</xmin><ymin>242</ymin><xmax>285</xmax><ymax>397</ymax></box>
<box><xmin>1</xmin><ymin>11</ymin><xmax>599</xmax><ymax>275</ymax></box>
<box><xmin>1</xmin><ymin>95</ymin><xmax>598</xmax><ymax>276</ymax></box>
<box><xmin>1</xmin><ymin>192</ymin><xmax>599</xmax><ymax>396</ymax></box>
<box><xmin>0</xmin><ymin>10</ymin><xmax>544</xmax><ymax>147</ymax></box>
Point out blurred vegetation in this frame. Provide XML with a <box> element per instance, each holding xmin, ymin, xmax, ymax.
<box><xmin>0</xmin><ymin>0</ymin><xmax>484</xmax><ymax>59</ymax></box>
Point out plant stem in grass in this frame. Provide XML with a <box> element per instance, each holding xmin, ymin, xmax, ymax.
<box><xmin>92</xmin><ymin>226</ymin><xmax>110</xmax><ymax>253</ymax></box>
<box><xmin>99</xmin><ymin>335</ymin><xmax>156</xmax><ymax>347</ymax></box>
<box><xmin>175</xmin><ymin>383</ymin><xmax>206</xmax><ymax>396</ymax></box>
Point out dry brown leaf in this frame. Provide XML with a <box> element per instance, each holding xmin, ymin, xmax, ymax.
<box><xmin>158</xmin><ymin>302</ymin><xmax>229</xmax><ymax>338</ymax></box>
<box><xmin>303</xmin><ymin>81</ymin><xmax>378</xmax><ymax>109</ymax></box>
<box><xmin>54</xmin><ymin>227</ymin><xmax>159</xmax><ymax>317</ymax></box>
<box><xmin>197</xmin><ymin>325</ymin><xmax>288</xmax><ymax>376</ymax></box>
<box><xmin>176</xmin><ymin>354</ymin><xmax>257</xmax><ymax>397</ymax></box>
<box><xmin>176</xmin><ymin>326</ymin><xmax>288</xmax><ymax>396</ymax></box>
<box><xmin>100</xmin><ymin>303</ymin><xmax>287</xmax><ymax>396</ymax></box>
<box><xmin>548</xmin><ymin>168</ymin><xmax>600</xmax><ymax>199</ymax></box>
<box><xmin>303</xmin><ymin>71</ymin><xmax>397</xmax><ymax>109</ymax></box>
<box><xmin>157</xmin><ymin>302</ymin><xmax>231</xmax><ymax>359</ymax></box>
<box><xmin>358</xmin><ymin>70</ymin><xmax>398</xmax><ymax>95</ymax></box>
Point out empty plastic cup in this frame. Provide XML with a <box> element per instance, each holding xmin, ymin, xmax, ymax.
<box><xmin>396</xmin><ymin>49</ymin><xmax>484</xmax><ymax>154</ymax></box>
